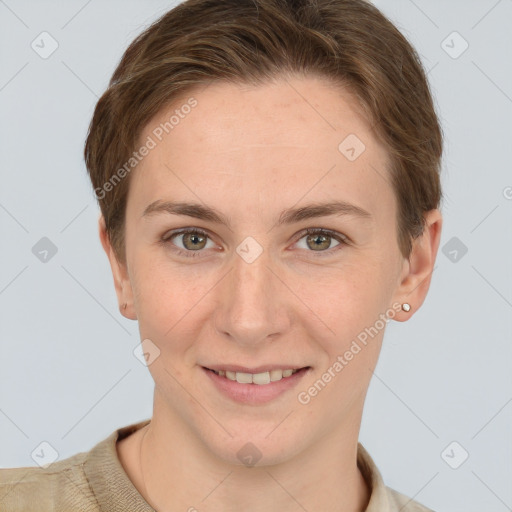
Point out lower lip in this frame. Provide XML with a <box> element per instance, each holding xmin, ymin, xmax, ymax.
<box><xmin>202</xmin><ymin>366</ymin><xmax>310</xmax><ymax>405</ymax></box>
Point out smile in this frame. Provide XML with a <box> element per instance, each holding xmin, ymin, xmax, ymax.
<box><xmin>203</xmin><ymin>366</ymin><xmax>311</xmax><ymax>404</ymax></box>
<box><xmin>207</xmin><ymin>368</ymin><xmax>302</xmax><ymax>385</ymax></box>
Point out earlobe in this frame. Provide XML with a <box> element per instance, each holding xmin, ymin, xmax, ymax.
<box><xmin>392</xmin><ymin>209</ymin><xmax>443</xmax><ymax>322</ymax></box>
<box><xmin>98</xmin><ymin>214</ymin><xmax>137</xmax><ymax>320</ymax></box>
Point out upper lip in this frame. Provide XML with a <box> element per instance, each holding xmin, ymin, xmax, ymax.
<box><xmin>203</xmin><ymin>364</ymin><xmax>309</xmax><ymax>373</ymax></box>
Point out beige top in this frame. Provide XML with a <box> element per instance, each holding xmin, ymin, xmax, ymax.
<box><xmin>0</xmin><ymin>419</ymin><xmax>434</xmax><ymax>511</ymax></box>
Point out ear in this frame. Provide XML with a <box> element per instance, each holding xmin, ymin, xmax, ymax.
<box><xmin>391</xmin><ymin>209</ymin><xmax>443</xmax><ymax>322</ymax></box>
<box><xmin>98</xmin><ymin>214</ymin><xmax>137</xmax><ymax>320</ymax></box>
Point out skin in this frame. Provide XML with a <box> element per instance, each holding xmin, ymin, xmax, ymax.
<box><xmin>99</xmin><ymin>74</ymin><xmax>442</xmax><ymax>512</ymax></box>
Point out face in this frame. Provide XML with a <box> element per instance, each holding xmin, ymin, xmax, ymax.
<box><xmin>101</xmin><ymin>75</ymin><xmax>441</xmax><ymax>466</ymax></box>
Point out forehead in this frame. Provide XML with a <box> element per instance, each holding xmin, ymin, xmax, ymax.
<box><xmin>128</xmin><ymin>76</ymin><xmax>394</xmax><ymax>222</ymax></box>
<box><xmin>166</xmin><ymin>76</ymin><xmax>374</xmax><ymax>148</ymax></box>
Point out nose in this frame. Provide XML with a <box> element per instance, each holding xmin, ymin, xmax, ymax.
<box><xmin>213</xmin><ymin>245</ymin><xmax>291</xmax><ymax>347</ymax></box>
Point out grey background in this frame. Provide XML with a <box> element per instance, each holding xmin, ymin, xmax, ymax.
<box><xmin>0</xmin><ymin>1</ymin><xmax>511</xmax><ymax>511</ymax></box>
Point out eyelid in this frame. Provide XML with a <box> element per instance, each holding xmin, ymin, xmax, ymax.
<box><xmin>161</xmin><ymin>226</ymin><xmax>210</xmax><ymax>243</ymax></box>
<box><xmin>160</xmin><ymin>227</ymin><xmax>215</xmax><ymax>256</ymax></box>
<box><xmin>297</xmin><ymin>227</ymin><xmax>349</xmax><ymax>243</ymax></box>
<box><xmin>292</xmin><ymin>227</ymin><xmax>349</xmax><ymax>257</ymax></box>
<box><xmin>161</xmin><ymin>226</ymin><xmax>349</xmax><ymax>257</ymax></box>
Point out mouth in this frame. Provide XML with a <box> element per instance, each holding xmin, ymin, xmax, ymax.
<box><xmin>202</xmin><ymin>365</ymin><xmax>311</xmax><ymax>404</ymax></box>
<box><xmin>203</xmin><ymin>366</ymin><xmax>310</xmax><ymax>385</ymax></box>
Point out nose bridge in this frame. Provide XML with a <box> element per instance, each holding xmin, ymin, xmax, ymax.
<box><xmin>215</xmin><ymin>244</ymin><xmax>289</xmax><ymax>344</ymax></box>
<box><xmin>233</xmin><ymin>247</ymin><xmax>271</xmax><ymax>304</ymax></box>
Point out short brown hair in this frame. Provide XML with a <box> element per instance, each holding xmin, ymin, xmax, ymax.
<box><xmin>84</xmin><ymin>0</ymin><xmax>443</xmax><ymax>264</ymax></box>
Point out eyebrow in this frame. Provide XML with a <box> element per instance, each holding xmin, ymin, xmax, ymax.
<box><xmin>141</xmin><ymin>200</ymin><xmax>372</xmax><ymax>227</ymax></box>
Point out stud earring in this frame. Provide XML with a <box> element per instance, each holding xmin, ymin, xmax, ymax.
<box><xmin>401</xmin><ymin>303</ymin><xmax>411</xmax><ymax>312</ymax></box>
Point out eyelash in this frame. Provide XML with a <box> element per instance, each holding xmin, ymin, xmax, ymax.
<box><xmin>160</xmin><ymin>227</ymin><xmax>349</xmax><ymax>259</ymax></box>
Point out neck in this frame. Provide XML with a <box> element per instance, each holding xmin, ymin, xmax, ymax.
<box><xmin>135</xmin><ymin>409</ymin><xmax>370</xmax><ymax>512</ymax></box>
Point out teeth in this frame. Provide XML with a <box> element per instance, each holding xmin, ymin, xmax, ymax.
<box><xmin>253</xmin><ymin>372</ymin><xmax>271</xmax><ymax>385</ymax></box>
<box><xmin>236</xmin><ymin>372</ymin><xmax>253</xmax><ymax>384</ymax></box>
<box><xmin>269</xmin><ymin>369</ymin><xmax>283</xmax><ymax>381</ymax></box>
<box><xmin>212</xmin><ymin>368</ymin><xmax>301</xmax><ymax>385</ymax></box>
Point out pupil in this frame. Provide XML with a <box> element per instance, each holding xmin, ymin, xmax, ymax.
<box><xmin>186</xmin><ymin>233</ymin><xmax>205</xmax><ymax>249</ymax></box>
<box><xmin>309</xmin><ymin>234</ymin><xmax>328</xmax><ymax>250</ymax></box>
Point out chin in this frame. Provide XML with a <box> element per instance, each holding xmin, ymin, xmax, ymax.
<box><xmin>201</xmin><ymin>427</ymin><xmax>307</xmax><ymax>469</ymax></box>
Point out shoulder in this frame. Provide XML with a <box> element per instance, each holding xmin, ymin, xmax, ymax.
<box><xmin>0</xmin><ymin>450</ymin><xmax>100</xmax><ymax>512</ymax></box>
<box><xmin>356</xmin><ymin>442</ymin><xmax>435</xmax><ymax>512</ymax></box>
<box><xmin>0</xmin><ymin>419</ymin><xmax>151</xmax><ymax>512</ymax></box>
<box><xmin>385</xmin><ymin>485</ymin><xmax>436</xmax><ymax>512</ymax></box>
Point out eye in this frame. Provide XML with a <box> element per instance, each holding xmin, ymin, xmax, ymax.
<box><xmin>161</xmin><ymin>228</ymin><xmax>216</xmax><ymax>258</ymax></box>
<box><xmin>160</xmin><ymin>227</ymin><xmax>348</xmax><ymax>259</ymax></box>
<box><xmin>294</xmin><ymin>227</ymin><xmax>348</xmax><ymax>256</ymax></box>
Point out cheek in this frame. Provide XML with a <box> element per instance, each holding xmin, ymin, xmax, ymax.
<box><xmin>302</xmin><ymin>259</ymin><xmax>391</xmax><ymax>360</ymax></box>
<box><xmin>131</xmin><ymin>255</ymin><xmax>211</xmax><ymax>337</ymax></box>
<box><xmin>304</xmin><ymin>270</ymin><xmax>387</xmax><ymax>409</ymax></box>
<box><xmin>305</xmin><ymin>258</ymin><xmax>386</xmax><ymax>317</ymax></box>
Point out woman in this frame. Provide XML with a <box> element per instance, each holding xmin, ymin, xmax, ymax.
<box><xmin>0</xmin><ymin>0</ymin><xmax>442</xmax><ymax>510</ymax></box>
